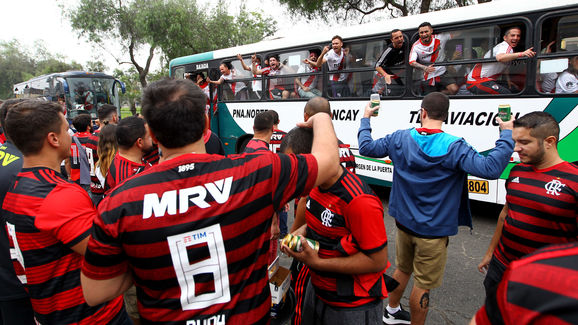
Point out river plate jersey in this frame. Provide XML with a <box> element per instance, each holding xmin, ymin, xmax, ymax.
<box><xmin>494</xmin><ymin>161</ymin><xmax>578</xmax><ymax>268</ymax></box>
<box><xmin>2</xmin><ymin>167</ymin><xmax>124</xmax><ymax>324</ymax></box>
<box><xmin>305</xmin><ymin>168</ymin><xmax>388</xmax><ymax>308</ymax></box>
<box><xmin>83</xmin><ymin>152</ymin><xmax>318</xmax><ymax>324</ymax></box>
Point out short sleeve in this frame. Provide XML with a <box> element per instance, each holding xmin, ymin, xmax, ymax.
<box><xmin>345</xmin><ymin>194</ymin><xmax>387</xmax><ymax>254</ymax></box>
<box><xmin>409</xmin><ymin>44</ymin><xmax>418</xmax><ymax>64</ymax></box>
<box><xmin>35</xmin><ymin>183</ymin><xmax>95</xmax><ymax>247</ymax></box>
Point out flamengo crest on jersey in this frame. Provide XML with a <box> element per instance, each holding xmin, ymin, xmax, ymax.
<box><xmin>545</xmin><ymin>179</ymin><xmax>565</xmax><ymax>196</ymax></box>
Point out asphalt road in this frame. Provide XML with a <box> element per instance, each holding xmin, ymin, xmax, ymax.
<box><xmin>277</xmin><ymin>186</ymin><xmax>503</xmax><ymax>325</ymax></box>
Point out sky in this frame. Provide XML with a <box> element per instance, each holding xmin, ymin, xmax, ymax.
<box><xmin>0</xmin><ymin>0</ymin><xmax>510</xmax><ymax>75</ymax></box>
<box><xmin>0</xmin><ymin>0</ymin><xmax>323</xmax><ymax>74</ymax></box>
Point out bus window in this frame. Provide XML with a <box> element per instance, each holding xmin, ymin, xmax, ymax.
<box><xmin>327</xmin><ymin>38</ymin><xmax>408</xmax><ymax>98</ymax></box>
<box><xmin>173</xmin><ymin>67</ymin><xmax>185</xmax><ymax>79</ymax></box>
<box><xmin>411</xmin><ymin>23</ymin><xmax>529</xmax><ymax>96</ymax></box>
<box><xmin>537</xmin><ymin>14</ymin><xmax>578</xmax><ymax>94</ymax></box>
<box><xmin>235</xmin><ymin>55</ymin><xmax>264</xmax><ymax>100</ymax></box>
<box><xmin>259</xmin><ymin>50</ymin><xmax>308</xmax><ymax>100</ymax></box>
<box><xmin>216</xmin><ymin>60</ymin><xmax>249</xmax><ymax>101</ymax></box>
<box><xmin>292</xmin><ymin>49</ymin><xmax>323</xmax><ymax>99</ymax></box>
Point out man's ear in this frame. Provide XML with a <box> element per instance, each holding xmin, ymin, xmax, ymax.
<box><xmin>47</xmin><ymin>131</ymin><xmax>61</xmax><ymax>149</ymax></box>
<box><xmin>543</xmin><ymin>135</ymin><xmax>558</xmax><ymax>150</ymax></box>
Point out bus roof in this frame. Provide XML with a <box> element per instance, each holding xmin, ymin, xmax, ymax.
<box><xmin>169</xmin><ymin>0</ymin><xmax>573</xmax><ymax>68</ymax></box>
<box><xmin>13</xmin><ymin>71</ymin><xmax>115</xmax><ymax>87</ymax></box>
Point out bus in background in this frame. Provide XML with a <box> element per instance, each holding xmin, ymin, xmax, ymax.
<box><xmin>13</xmin><ymin>71</ymin><xmax>126</xmax><ymax>119</ymax></box>
<box><xmin>169</xmin><ymin>0</ymin><xmax>578</xmax><ymax>205</ymax></box>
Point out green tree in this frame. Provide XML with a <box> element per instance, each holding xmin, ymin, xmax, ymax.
<box><xmin>86</xmin><ymin>60</ymin><xmax>108</xmax><ymax>72</ymax></box>
<box><xmin>0</xmin><ymin>40</ymin><xmax>35</xmax><ymax>99</ymax></box>
<box><xmin>114</xmin><ymin>67</ymin><xmax>141</xmax><ymax>116</ymax></box>
<box><xmin>67</xmin><ymin>0</ymin><xmax>276</xmax><ymax>88</ymax></box>
<box><xmin>278</xmin><ymin>0</ymin><xmax>491</xmax><ymax>21</ymax></box>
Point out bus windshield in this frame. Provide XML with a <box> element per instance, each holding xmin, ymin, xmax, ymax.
<box><xmin>66</xmin><ymin>77</ymin><xmax>117</xmax><ymax>118</ymax></box>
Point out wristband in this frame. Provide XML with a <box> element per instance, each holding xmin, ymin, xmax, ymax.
<box><xmin>518</xmin><ymin>52</ymin><xmax>523</xmax><ymax>58</ymax></box>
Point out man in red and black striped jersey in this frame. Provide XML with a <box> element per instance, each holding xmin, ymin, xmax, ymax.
<box><xmin>479</xmin><ymin>112</ymin><xmax>578</xmax><ymax>306</ymax></box>
<box><xmin>281</xmin><ymin>127</ymin><xmax>389</xmax><ymax>325</ymax></box>
<box><xmin>2</xmin><ymin>100</ymin><xmax>128</xmax><ymax>324</ymax></box>
<box><xmin>81</xmin><ymin>78</ymin><xmax>340</xmax><ymax>324</ymax></box>
<box><xmin>104</xmin><ymin>116</ymin><xmax>153</xmax><ymax>194</ymax></box>
<box><xmin>304</xmin><ymin>97</ymin><xmax>356</xmax><ymax>174</ymax></box>
<box><xmin>269</xmin><ymin>110</ymin><xmax>289</xmax><ymax>237</ymax></box>
<box><xmin>242</xmin><ymin>111</ymin><xmax>280</xmax><ymax>264</ymax></box>
<box><xmin>243</xmin><ymin>111</ymin><xmax>274</xmax><ymax>154</ymax></box>
<box><xmin>472</xmin><ymin>242</ymin><xmax>578</xmax><ymax>325</ymax></box>
<box><xmin>0</xmin><ymin>99</ymin><xmax>35</xmax><ymax>325</ymax></box>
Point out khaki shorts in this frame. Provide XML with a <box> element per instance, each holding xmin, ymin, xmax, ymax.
<box><xmin>124</xmin><ymin>285</ymin><xmax>140</xmax><ymax>320</ymax></box>
<box><xmin>395</xmin><ymin>228</ymin><xmax>449</xmax><ymax>290</ymax></box>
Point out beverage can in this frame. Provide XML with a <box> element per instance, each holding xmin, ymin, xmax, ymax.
<box><xmin>370</xmin><ymin>93</ymin><xmax>380</xmax><ymax>116</ymax></box>
<box><xmin>281</xmin><ymin>234</ymin><xmax>319</xmax><ymax>253</ymax></box>
<box><xmin>498</xmin><ymin>104</ymin><xmax>511</xmax><ymax>121</ymax></box>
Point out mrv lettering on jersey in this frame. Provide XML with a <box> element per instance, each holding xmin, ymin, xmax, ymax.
<box><xmin>143</xmin><ymin>176</ymin><xmax>233</xmax><ymax>219</ymax></box>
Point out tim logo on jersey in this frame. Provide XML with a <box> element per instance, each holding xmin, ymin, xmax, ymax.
<box><xmin>142</xmin><ymin>177</ymin><xmax>233</xmax><ymax>219</ymax></box>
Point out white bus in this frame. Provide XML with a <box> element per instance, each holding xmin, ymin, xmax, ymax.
<box><xmin>169</xmin><ymin>0</ymin><xmax>578</xmax><ymax>204</ymax></box>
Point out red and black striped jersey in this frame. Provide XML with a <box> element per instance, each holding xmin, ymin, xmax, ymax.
<box><xmin>143</xmin><ymin>143</ymin><xmax>161</xmax><ymax>165</ymax></box>
<box><xmin>2</xmin><ymin>167</ymin><xmax>124</xmax><ymax>324</ymax></box>
<box><xmin>494</xmin><ymin>162</ymin><xmax>578</xmax><ymax>268</ymax></box>
<box><xmin>104</xmin><ymin>152</ymin><xmax>149</xmax><ymax>194</ymax></box>
<box><xmin>269</xmin><ymin>129</ymin><xmax>287</xmax><ymax>153</ymax></box>
<box><xmin>305</xmin><ymin>168</ymin><xmax>388</xmax><ymax>308</ymax></box>
<box><xmin>243</xmin><ymin>139</ymin><xmax>270</xmax><ymax>154</ymax></box>
<box><xmin>70</xmin><ymin>131</ymin><xmax>99</xmax><ymax>184</ymax></box>
<box><xmin>476</xmin><ymin>242</ymin><xmax>578</xmax><ymax>325</ymax></box>
<box><xmin>338</xmin><ymin>139</ymin><xmax>356</xmax><ymax>174</ymax></box>
<box><xmin>82</xmin><ymin>151</ymin><xmax>318</xmax><ymax>324</ymax></box>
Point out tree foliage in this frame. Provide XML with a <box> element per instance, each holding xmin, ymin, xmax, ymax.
<box><xmin>0</xmin><ymin>40</ymin><xmax>82</xmax><ymax>99</ymax></box>
<box><xmin>67</xmin><ymin>0</ymin><xmax>276</xmax><ymax>87</ymax></box>
<box><xmin>278</xmin><ymin>0</ymin><xmax>491</xmax><ymax>22</ymax></box>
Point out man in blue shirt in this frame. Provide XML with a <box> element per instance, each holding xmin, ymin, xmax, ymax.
<box><xmin>357</xmin><ymin>92</ymin><xmax>514</xmax><ymax>325</ymax></box>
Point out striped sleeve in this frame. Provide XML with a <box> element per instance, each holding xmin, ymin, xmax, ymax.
<box><xmin>272</xmin><ymin>153</ymin><xmax>317</xmax><ymax>212</ymax></box>
<box><xmin>82</xmin><ymin>195</ymin><xmax>128</xmax><ymax>280</ymax></box>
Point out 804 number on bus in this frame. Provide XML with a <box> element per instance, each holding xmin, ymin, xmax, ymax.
<box><xmin>468</xmin><ymin>180</ymin><xmax>489</xmax><ymax>194</ymax></box>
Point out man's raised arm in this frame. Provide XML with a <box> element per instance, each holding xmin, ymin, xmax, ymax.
<box><xmin>298</xmin><ymin>113</ymin><xmax>339</xmax><ymax>187</ymax></box>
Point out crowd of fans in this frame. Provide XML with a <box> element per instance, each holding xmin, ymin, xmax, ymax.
<box><xmin>0</xmin><ymin>21</ymin><xmax>575</xmax><ymax>325</ymax></box>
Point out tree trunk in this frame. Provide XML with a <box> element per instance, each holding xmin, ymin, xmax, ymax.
<box><xmin>420</xmin><ymin>0</ymin><xmax>431</xmax><ymax>13</ymax></box>
<box><xmin>130</xmin><ymin>100</ymin><xmax>136</xmax><ymax>116</ymax></box>
<box><xmin>477</xmin><ymin>0</ymin><xmax>492</xmax><ymax>3</ymax></box>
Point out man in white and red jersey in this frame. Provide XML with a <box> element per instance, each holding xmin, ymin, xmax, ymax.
<box><xmin>80</xmin><ymin>79</ymin><xmax>340</xmax><ymax>324</ymax></box>
<box><xmin>104</xmin><ymin>116</ymin><xmax>153</xmax><ymax>194</ymax></box>
<box><xmin>295</xmin><ymin>49</ymin><xmax>322</xmax><ymax>98</ymax></box>
<box><xmin>281</xmin><ymin>126</ymin><xmax>389</xmax><ymax>325</ymax></box>
<box><xmin>238</xmin><ymin>53</ymin><xmax>264</xmax><ymax>99</ymax></box>
<box><xmin>466</xmin><ymin>27</ymin><xmax>536</xmax><ymax>94</ymax></box>
<box><xmin>253</xmin><ymin>54</ymin><xmax>295</xmax><ymax>99</ymax></box>
<box><xmin>3</xmin><ymin>100</ymin><xmax>128</xmax><ymax>324</ymax></box>
<box><xmin>315</xmin><ymin>35</ymin><xmax>351</xmax><ymax>97</ymax></box>
<box><xmin>409</xmin><ymin>22</ymin><xmax>458</xmax><ymax>95</ymax></box>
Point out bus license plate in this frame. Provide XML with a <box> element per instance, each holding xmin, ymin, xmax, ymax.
<box><xmin>468</xmin><ymin>180</ymin><xmax>489</xmax><ymax>194</ymax></box>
